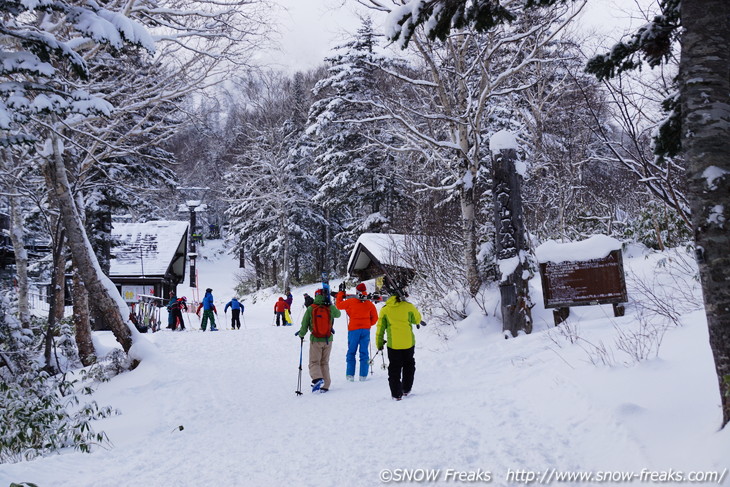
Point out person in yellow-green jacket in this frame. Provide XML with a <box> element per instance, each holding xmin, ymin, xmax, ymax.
<box><xmin>376</xmin><ymin>294</ymin><xmax>424</xmax><ymax>400</ymax></box>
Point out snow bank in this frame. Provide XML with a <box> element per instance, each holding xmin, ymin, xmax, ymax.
<box><xmin>536</xmin><ymin>234</ymin><xmax>622</xmax><ymax>264</ymax></box>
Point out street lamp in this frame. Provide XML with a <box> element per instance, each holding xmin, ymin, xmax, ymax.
<box><xmin>188</xmin><ymin>253</ymin><xmax>197</xmax><ymax>288</ymax></box>
<box><xmin>177</xmin><ymin>187</ymin><xmax>209</xmax><ymax>289</ymax></box>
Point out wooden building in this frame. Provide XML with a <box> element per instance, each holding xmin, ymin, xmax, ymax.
<box><xmin>109</xmin><ymin>220</ymin><xmax>188</xmax><ymax>303</ymax></box>
<box><xmin>346</xmin><ymin>233</ymin><xmax>422</xmax><ymax>291</ymax></box>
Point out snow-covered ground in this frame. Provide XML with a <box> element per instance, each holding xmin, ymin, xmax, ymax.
<box><xmin>1</xmin><ymin>240</ymin><xmax>728</xmax><ymax>486</ymax></box>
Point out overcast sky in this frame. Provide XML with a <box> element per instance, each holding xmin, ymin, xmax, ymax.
<box><xmin>263</xmin><ymin>0</ymin><xmax>654</xmax><ymax>73</ymax></box>
<box><xmin>262</xmin><ymin>0</ymin><xmax>368</xmax><ymax>73</ymax></box>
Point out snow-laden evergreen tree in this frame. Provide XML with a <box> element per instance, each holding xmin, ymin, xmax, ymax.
<box><xmin>307</xmin><ymin>18</ymin><xmax>409</xmax><ymax>273</ymax></box>
<box><xmin>287</xmin><ymin>72</ymin><xmax>328</xmax><ymax>282</ymax></box>
<box><xmin>226</xmin><ymin>71</ymin><xmax>324</xmax><ymax>291</ymax></box>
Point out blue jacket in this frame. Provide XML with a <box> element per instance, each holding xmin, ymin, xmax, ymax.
<box><xmin>202</xmin><ymin>292</ymin><xmax>215</xmax><ymax>311</ymax></box>
<box><xmin>225</xmin><ymin>298</ymin><xmax>244</xmax><ymax>312</ymax></box>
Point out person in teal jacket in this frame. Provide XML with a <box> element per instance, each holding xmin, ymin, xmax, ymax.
<box><xmin>296</xmin><ymin>290</ymin><xmax>341</xmax><ymax>393</ymax></box>
<box><xmin>376</xmin><ymin>295</ymin><xmax>423</xmax><ymax>400</ymax></box>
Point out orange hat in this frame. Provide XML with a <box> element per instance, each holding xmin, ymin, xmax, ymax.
<box><xmin>356</xmin><ymin>283</ymin><xmax>367</xmax><ymax>293</ymax></box>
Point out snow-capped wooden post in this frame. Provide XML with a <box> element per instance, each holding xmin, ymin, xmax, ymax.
<box><xmin>490</xmin><ymin>131</ymin><xmax>533</xmax><ymax>337</ymax></box>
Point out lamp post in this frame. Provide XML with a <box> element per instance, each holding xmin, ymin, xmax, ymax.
<box><xmin>189</xmin><ymin>253</ymin><xmax>197</xmax><ymax>288</ymax></box>
<box><xmin>177</xmin><ymin>187</ymin><xmax>208</xmax><ymax>290</ymax></box>
<box><xmin>185</xmin><ymin>200</ymin><xmax>201</xmax><ymax>288</ymax></box>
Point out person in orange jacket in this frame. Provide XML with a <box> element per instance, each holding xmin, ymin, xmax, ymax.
<box><xmin>336</xmin><ymin>282</ymin><xmax>378</xmax><ymax>381</ymax></box>
<box><xmin>274</xmin><ymin>296</ymin><xmax>290</xmax><ymax>326</ymax></box>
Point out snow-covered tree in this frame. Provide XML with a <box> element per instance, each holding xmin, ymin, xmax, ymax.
<box><xmin>226</xmin><ymin>71</ymin><xmax>324</xmax><ymax>290</ymax></box>
<box><xmin>365</xmin><ymin>0</ymin><xmax>730</xmax><ymax>430</ymax></box>
<box><xmin>358</xmin><ymin>1</ymin><xmax>585</xmax><ymax>295</ymax></box>
<box><xmin>307</xmin><ymin>18</ymin><xmax>410</xmax><ymax>272</ymax></box>
<box><xmin>1</xmin><ymin>0</ymin><xmax>273</xmax><ymax>360</ymax></box>
<box><xmin>587</xmin><ymin>0</ymin><xmax>730</xmax><ymax>429</ymax></box>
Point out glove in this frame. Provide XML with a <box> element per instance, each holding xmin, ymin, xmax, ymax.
<box><xmin>338</xmin><ymin>282</ymin><xmax>346</xmax><ymax>292</ymax></box>
<box><xmin>416</xmin><ymin>321</ymin><xmax>427</xmax><ymax>329</ymax></box>
<box><xmin>294</xmin><ymin>331</ymin><xmax>300</xmax><ymax>337</ymax></box>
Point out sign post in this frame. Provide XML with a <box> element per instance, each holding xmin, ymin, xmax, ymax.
<box><xmin>538</xmin><ymin>249</ymin><xmax>628</xmax><ymax>325</ymax></box>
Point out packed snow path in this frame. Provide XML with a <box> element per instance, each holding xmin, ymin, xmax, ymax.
<box><xmin>1</xmin><ymin>240</ymin><xmax>727</xmax><ymax>486</ymax></box>
<box><xmin>5</xmin><ymin>326</ymin><xmax>650</xmax><ymax>486</ymax></box>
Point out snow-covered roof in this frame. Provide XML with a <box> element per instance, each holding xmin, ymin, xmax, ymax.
<box><xmin>535</xmin><ymin>235</ymin><xmax>622</xmax><ymax>264</ymax></box>
<box><xmin>347</xmin><ymin>233</ymin><xmax>424</xmax><ymax>275</ymax></box>
<box><xmin>109</xmin><ymin>221</ymin><xmax>188</xmax><ymax>277</ymax></box>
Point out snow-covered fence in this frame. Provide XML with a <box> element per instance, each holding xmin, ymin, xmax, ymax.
<box><xmin>27</xmin><ymin>291</ymin><xmax>72</xmax><ymax>317</ymax></box>
<box><xmin>28</xmin><ymin>290</ymin><xmax>50</xmax><ymax>313</ymax></box>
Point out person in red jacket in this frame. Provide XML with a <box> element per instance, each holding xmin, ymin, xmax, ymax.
<box><xmin>274</xmin><ymin>296</ymin><xmax>290</xmax><ymax>326</ymax></box>
<box><xmin>336</xmin><ymin>282</ymin><xmax>378</xmax><ymax>381</ymax></box>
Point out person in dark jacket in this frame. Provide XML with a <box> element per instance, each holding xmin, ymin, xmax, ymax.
<box><xmin>166</xmin><ymin>291</ymin><xmax>177</xmax><ymax>329</ymax></box>
<box><xmin>224</xmin><ymin>297</ymin><xmax>244</xmax><ymax>330</ymax></box>
<box><xmin>303</xmin><ymin>293</ymin><xmax>314</xmax><ymax>308</ymax></box>
<box><xmin>169</xmin><ymin>296</ymin><xmax>188</xmax><ymax>331</ymax></box>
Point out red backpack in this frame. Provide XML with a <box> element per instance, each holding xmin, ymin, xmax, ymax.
<box><xmin>311</xmin><ymin>304</ymin><xmax>332</xmax><ymax>339</ymax></box>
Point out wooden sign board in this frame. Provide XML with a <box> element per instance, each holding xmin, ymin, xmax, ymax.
<box><xmin>539</xmin><ymin>249</ymin><xmax>627</xmax><ymax>309</ymax></box>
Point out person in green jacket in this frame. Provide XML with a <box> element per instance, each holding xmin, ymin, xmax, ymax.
<box><xmin>376</xmin><ymin>294</ymin><xmax>423</xmax><ymax>400</ymax></box>
<box><xmin>296</xmin><ymin>290</ymin><xmax>341</xmax><ymax>393</ymax></box>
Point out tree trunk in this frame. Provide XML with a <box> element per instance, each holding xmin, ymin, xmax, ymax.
<box><xmin>294</xmin><ymin>253</ymin><xmax>300</xmax><ymax>282</ymax></box>
<box><xmin>8</xmin><ymin>195</ymin><xmax>30</xmax><ymax>327</ymax></box>
<box><xmin>680</xmin><ymin>0</ymin><xmax>730</xmax><ymax>428</ymax></box>
<box><xmin>460</xmin><ymin>182</ymin><xmax>481</xmax><ymax>296</ymax></box>
<box><xmin>51</xmin><ymin>219</ymin><xmax>66</xmax><ymax>325</ymax></box>
<box><xmin>254</xmin><ymin>253</ymin><xmax>262</xmax><ymax>290</ymax></box>
<box><xmin>491</xmin><ymin>136</ymin><xmax>533</xmax><ymax>337</ymax></box>
<box><xmin>44</xmin><ymin>132</ymin><xmax>135</xmax><ymax>355</ymax></box>
<box><xmin>43</xmin><ymin>226</ymin><xmax>65</xmax><ymax>372</ymax></box>
<box><xmin>71</xmin><ymin>261</ymin><xmax>96</xmax><ymax>366</ymax></box>
<box><xmin>324</xmin><ymin>208</ymin><xmax>333</xmax><ymax>274</ymax></box>
<box><xmin>281</xmin><ymin>214</ymin><xmax>291</xmax><ymax>291</ymax></box>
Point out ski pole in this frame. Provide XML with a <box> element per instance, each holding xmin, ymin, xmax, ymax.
<box><xmin>369</xmin><ymin>340</ymin><xmax>374</xmax><ymax>375</ymax></box>
<box><xmin>295</xmin><ymin>337</ymin><xmax>304</xmax><ymax>396</ymax></box>
<box><xmin>369</xmin><ymin>349</ymin><xmax>382</xmax><ymax>367</ymax></box>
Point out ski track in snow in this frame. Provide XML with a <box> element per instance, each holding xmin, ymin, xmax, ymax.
<box><xmin>0</xmin><ymin>240</ymin><xmax>727</xmax><ymax>487</ymax></box>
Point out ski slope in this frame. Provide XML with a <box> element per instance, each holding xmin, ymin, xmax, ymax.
<box><xmin>0</xmin><ymin>240</ymin><xmax>728</xmax><ymax>486</ymax></box>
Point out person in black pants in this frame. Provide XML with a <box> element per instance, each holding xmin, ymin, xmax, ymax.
<box><xmin>375</xmin><ymin>294</ymin><xmax>424</xmax><ymax>400</ymax></box>
<box><xmin>224</xmin><ymin>297</ymin><xmax>244</xmax><ymax>329</ymax></box>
